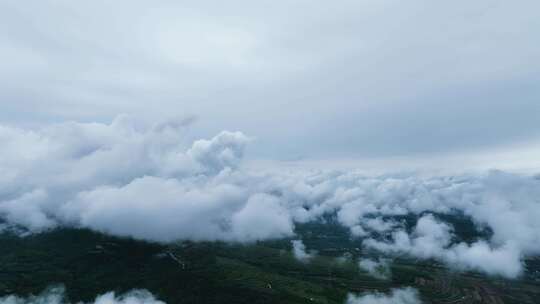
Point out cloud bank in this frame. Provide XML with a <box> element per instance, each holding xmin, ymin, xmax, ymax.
<box><xmin>0</xmin><ymin>286</ymin><xmax>163</xmax><ymax>304</ymax></box>
<box><xmin>0</xmin><ymin>116</ymin><xmax>293</xmax><ymax>242</ymax></box>
<box><xmin>1</xmin><ymin>117</ymin><xmax>540</xmax><ymax>278</ymax></box>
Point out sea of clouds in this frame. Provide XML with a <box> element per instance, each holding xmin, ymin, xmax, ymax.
<box><xmin>1</xmin><ymin>116</ymin><xmax>540</xmax><ymax>279</ymax></box>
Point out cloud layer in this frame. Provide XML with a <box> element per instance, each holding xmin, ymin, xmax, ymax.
<box><xmin>1</xmin><ymin>117</ymin><xmax>540</xmax><ymax>278</ymax></box>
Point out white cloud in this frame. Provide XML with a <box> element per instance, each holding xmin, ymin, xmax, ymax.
<box><xmin>0</xmin><ymin>116</ymin><xmax>289</xmax><ymax>242</ymax></box>
<box><xmin>346</xmin><ymin>287</ymin><xmax>421</xmax><ymax>304</ymax></box>
<box><xmin>60</xmin><ymin>176</ymin><xmax>248</xmax><ymax>242</ymax></box>
<box><xmin>291</xmin><ymin>239</ymin><xmax>313</xmax><ymax>262</ymax></box>
<box><xmin>358</xmin><ymin>258</ymin><xmax>391</xmax><ymax>280</ymax></box>
<box><xmin>0</xmin><ymin>286</ymin><xmax>164</xmax><ymax>304</ymax></box>
<box><xmin>187</xmin><ymin>130</ymin><xmax>250</xmax><ymax>174</ymax></box>
<box><xmin>363</xmin><ymin>215</ymin><xmax>523</xmax><ymax>278</ymax></box>
<box><xmin>1</xmin><ymin>117</ymin><xmax>540</xmax><ymax>278</ymax></box>
<box><xmin>231</xmin><ymin>193</ymin><xmax>294</xmax><ymax>242</ymax></box>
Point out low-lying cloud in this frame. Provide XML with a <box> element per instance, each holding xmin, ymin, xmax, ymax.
<box><xmin>291</xmin><ymin>239</ymin><xmax>314</xmax><ymax>262</ymax></box>
<box><xmin>0</xmin><ymin>286</ymin><xmax>164</xmax><ymax>304</ymax></box>
<box><xmin>0</xmin><ymin>115</ymin><xmax>293</xmax><ymax>243</ymax></box>
<box><xmin>363</xmin><ymin>214</ymin><xmax>522</xmax><ymax>278</ymax></box>
<box><xmin>358</xmin><ymin>258</ymin><xmax>391</xmax><ymax>280</ymax></box>
<box><xmin>1</xmin><ymin>116</ymin><xmax>540</xmax><ymax>278</ymax></box>
<box><xmin>346</xmin><ymin>287</ymin><xmax>421</xmax><ymax>304</ymax></box>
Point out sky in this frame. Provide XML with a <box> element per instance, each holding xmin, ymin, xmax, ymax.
<box><xmin>1</xmin><ymin>0</ymin><xmax>539</xmax><ymax>162</ymax></box>
<box><xmin>1</xmin><ymin>0</ymin><xmax>540</xmax><ymax>289</ymax></box>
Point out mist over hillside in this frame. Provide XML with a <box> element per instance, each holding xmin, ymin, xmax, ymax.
<box><xmin>1</xmin><ymin>118</ymin><xmax>540</xmax><ymax>291</ymax></box>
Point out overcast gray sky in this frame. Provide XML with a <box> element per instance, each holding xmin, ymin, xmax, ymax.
<box><xmin>1</xmin><ymin>0</ymin><xmax>539</xmax><ymax>160</ymax></box>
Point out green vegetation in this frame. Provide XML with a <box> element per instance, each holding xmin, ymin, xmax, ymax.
<box><xmin>1</xmin><ymin>223</ymin><xmax>539</xmax><ymax>303</ymax></box>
